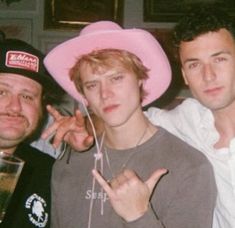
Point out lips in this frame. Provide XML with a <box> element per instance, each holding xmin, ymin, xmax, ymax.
<box><xmin>0</xmin><ymin>114</ymin><xmax>26</xmax><ymax>124</ymax></box>
<box><xmin>103</xmin><ymin>104</ymin><xmax>120</xmax><ymax>113</ymax></box>
<box><xmin>204</xmin><ymin>86</ymin><xmax>223</xmax><ymax>95</ymax></box>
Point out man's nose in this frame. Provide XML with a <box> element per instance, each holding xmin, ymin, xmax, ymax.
<box><xmin>100</xmin><ymin>83</ymin><xmax>113</xmax><ymax>100</ymax></box>
<box><xmin>6</xmin><ymin>95</ymin><xmax>22</xmax><ymax>112</ymax></box>
<box><xmin>202</xmin><ymin>64</ymin><xmax>216</xmax><ymax>82</ymax></box>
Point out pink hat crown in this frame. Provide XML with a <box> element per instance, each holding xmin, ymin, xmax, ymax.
<box><xmin>80</xmin><ymin>21</ymin><xmax>122</xmax><ymax>36</ymax></box>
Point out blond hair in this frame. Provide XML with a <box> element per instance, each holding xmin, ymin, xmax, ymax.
<box><xmin>69</xmin><ymin>48</ymin><xmax>149</xmax><ymax>102</ymax></box>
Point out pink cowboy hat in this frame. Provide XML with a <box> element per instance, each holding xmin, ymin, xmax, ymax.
<box><xmin>44</xmin><ymin>21</ymin><xmax>172</xmax><ymax>106</ymax></box>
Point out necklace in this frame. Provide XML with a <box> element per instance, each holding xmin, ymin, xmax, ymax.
<box><xmin>104</xmin><ymin>123</ymin><xmax>149</xmax><ymax>179</ymax></box>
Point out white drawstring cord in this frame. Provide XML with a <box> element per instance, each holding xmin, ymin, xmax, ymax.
<box><xmin>79</xmin><ymin>98</ymin><xmax>105</xmax><ymax>228</ymax></box>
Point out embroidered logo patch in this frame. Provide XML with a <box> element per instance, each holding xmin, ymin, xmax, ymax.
<box><xmin>6</xmin><ymin>51</ymin><xmax>39</xmax><ymax>72</ymax></box>
<box><xmin>25</xmin><ymin>193</ymin><xmax>48</xmax><ymax>227</ymax></box>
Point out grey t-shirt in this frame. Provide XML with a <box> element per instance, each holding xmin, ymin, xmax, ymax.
<box><xmin>51</xmin><ymin>127</ymin><xmax>216</xmax><ymax>228</ymax></box>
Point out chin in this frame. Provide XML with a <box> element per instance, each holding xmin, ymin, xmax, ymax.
<box><xmin>4</xmin><ymin>125</ymin><xmax>35</xmax><ymax>140</ymax></box>
<box><xmin>201</xmin><ymin>99</ymin><xmax>231</xmax><ymax>111</ymax></box>
<box><xmin>104</xmin><ymin>118</ymin><xmax>127</xmax><ymax>128</ymax></box>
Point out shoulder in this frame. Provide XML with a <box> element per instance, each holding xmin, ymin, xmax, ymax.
<box><xmin>53</xmin><ymin>147</ymin><xmax>95</xmax><ymax>172</ymax></box>
<box><xmin>145</xmin><ymin>98</ymin><xmax>203</xmax><ymax>125</ymax></box>
<box><xmin>16</xmin><ymin>143</ymin><xmax>55</xmax><ymax>166</ymax></box>
<box><xmin>155</xmin><ymin>128</ymin><xmax>212</xmax><ymax>169</ymax></box>
<box><xmin>162</xmin><ymin>98</ymin><xmax>204</xmax><ymax>120</ymax></box>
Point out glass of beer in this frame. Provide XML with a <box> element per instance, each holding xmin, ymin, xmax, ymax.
<box><xmin>0</xmin><ymin>151</ymin><xmax>24</xmax><ymax>223</ymax></box>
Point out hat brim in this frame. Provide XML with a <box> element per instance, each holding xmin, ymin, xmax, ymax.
<box><xmin>44</xmin><ymin>28</ymin><xmax>171</xmax><ymax>106</ymax></box>
<box><xmin>0</xmin><ymin>67</ymin><xmax>47</xmax><ymax>87</ymax></box>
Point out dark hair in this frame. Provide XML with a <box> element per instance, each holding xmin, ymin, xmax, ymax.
<box><xmin>173</xmin><ymin>2</ymin><xmax>235</xmax><ymax>51</ymax></box>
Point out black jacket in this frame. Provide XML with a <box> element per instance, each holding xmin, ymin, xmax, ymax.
<box><xmin>0</xmin><ymin>143</ymin><xmax>54</xmax><ymax>228</ymax></box>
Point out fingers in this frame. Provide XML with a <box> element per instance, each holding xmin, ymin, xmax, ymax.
<box><xmin>99</xmin><ymin>169</ymin><xmax>137</xmax><ymax>190</ymax></box>
<box><xmin>145</xmin><ymin>168</ymin><xmax>168</xmax><ymax>192</ymax></box>
<box><xmin>41</xmin><ymin>121</ymin><xmax>61</xmax><ymax>141</ymax></box>
<box><xmin>46</xmin><ymin>105</ymin><xmax>63</xmax><ymax>121</ymax></box>
<box><xmin>40</xmin><ymin>115</ymin><xmax>73</xmax><ymax>142</ymax></box>
<box><xmin>84</xmin><ymin>136</ymin><xmax>94</xmax><ymax>148</ymax></box>
<box><xmin>51</xmin><ymin>120</ymin><xmax>74</xmax><ymax>147</ymax></box>
<box><xmin>109</xmin><ymin>171</ymin><xmax>129</xmax><ymax>189</ymax></box>
<box><xmin>92</xmin><ymin>169</ymin><xmax>115</xmax><ymax>198</ymax></box>
<box><xmin>92</xmin><ymin>169</ymin><xmax>136</xmax><ymax>197</ymax></box>
<box><xmin>74</xmin><ymin>109</ymin><xmax>86</xmax><ymax>127</ymax></box>
<box><xmin>41</xmin><ymin>105</ymin><xmax>65</xmax><ymax>141</ymax></box>
<box><xmin>115</xmin><ymin>169</ymin><xmax>136</xmax><ymax>185</ymax></box>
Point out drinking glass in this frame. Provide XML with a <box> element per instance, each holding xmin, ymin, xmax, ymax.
<box><xmin>0</xmin><ymin>151</ymin><xmax>24</xmax><ymax>223</ymax></box>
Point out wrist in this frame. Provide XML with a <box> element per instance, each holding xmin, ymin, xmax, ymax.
<box><xmin>122</xmin><ymin>204</ymin><xmax>149</xmax><ymax>222</ymax></box>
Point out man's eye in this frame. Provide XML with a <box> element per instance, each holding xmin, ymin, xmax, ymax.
<box><xmin>21</xmin><ymin>94</ymin><xmax>33</xmax><ymax>101</ymax></box>
<box><xmin>215</xmin><ymin>57</ymin><xmax>227</xmax><ymax>63</ymax></box>
<box><xmin>86</xmin><ymin>83</ymin><xmax>97</xmax><ymax>90</ymax></box>
<box><xmin>111</xmin><ymin>75</ymin><xmax>123</xmax><ymax>82</ymax></box>
<box><xmin>188</xmin><ymin>62</ymin><xmax>199</xmax><ymax>69</ymax></box>
<box><xmin>0</xmin><ymin>90</ymin><xmax>6</xmax><ymax>96</ymax></box>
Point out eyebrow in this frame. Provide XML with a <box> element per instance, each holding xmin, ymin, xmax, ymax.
<box><xmin>82</xmin><ymin>70</ymin><xmax>123</xmax><ymax>85</ymax></box>
<box><xmin>211</xmin><ymin>50</ymin><xmax>231</xmax><ymax>57</ymax></box>
<box><xmin>0</xmin><ymin>81</ymin><xmax>39</xmax><ymax>96</ymax></box>
<box><xmin>83</xmin><ymin>80</ymin><xmax>98</xmax><ymax>86</ymax></box>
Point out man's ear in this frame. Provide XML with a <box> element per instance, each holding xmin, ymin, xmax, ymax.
<box><xmin>181</xmin><ymin>68</ymin><xmax>189</xmax><ymax>85</ymax></box>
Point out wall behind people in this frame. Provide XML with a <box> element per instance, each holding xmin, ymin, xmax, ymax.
<box><xmin>0</xmin><ymin>0</ymin><xmax>174</xmax><ymax>53</ymax></box>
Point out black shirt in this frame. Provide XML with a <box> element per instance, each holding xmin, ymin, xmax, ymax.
<box><xmin>0</xmin><ymin>143</ymin><xmax>54</xmax><ymax>228</ymax></box>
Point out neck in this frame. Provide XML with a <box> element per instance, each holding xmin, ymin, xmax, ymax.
<box><xmin>104</xmin><ymin>113</ymin><xmax>157</xmax><ymax>150</ymax></box>
<box><xmin>213</xmin><ymin>107</ymin><xmax>235</xmax><ymax>148</ymax></box>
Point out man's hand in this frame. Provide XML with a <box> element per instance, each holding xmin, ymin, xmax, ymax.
<box><xmin>92</xmin><ymin>168</ymin><xmax>167</xmax><ymax>222</ymax></box>
<box><xmin>41</xmin><ymin>105</ymin><xmax>94</xmax><ymax>151</ymax></box>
